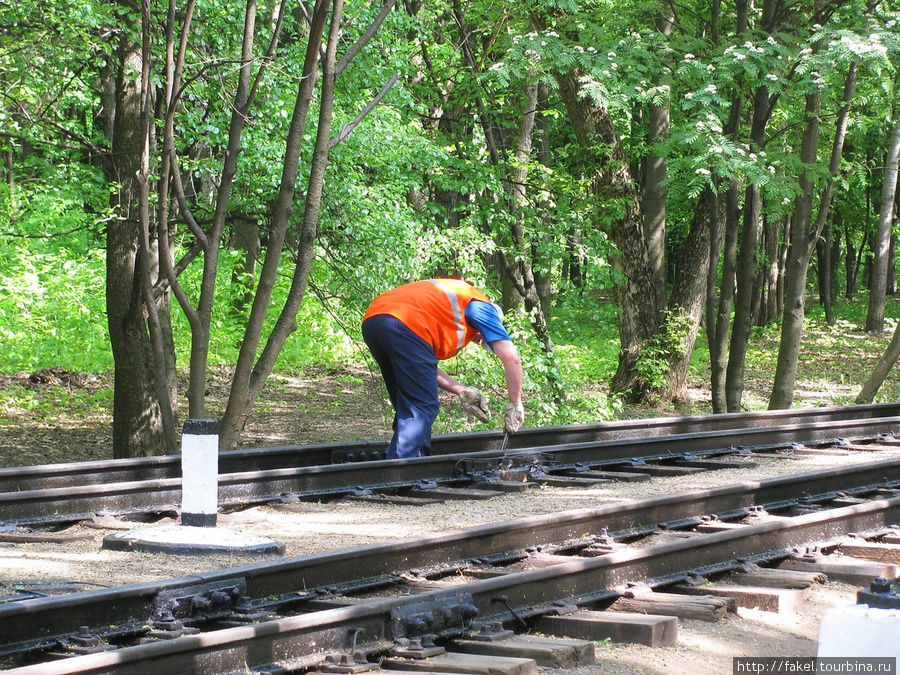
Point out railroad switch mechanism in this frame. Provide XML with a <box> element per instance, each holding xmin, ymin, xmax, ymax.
<box><xmin>455</xmin><ymin>455</ymin><xmax>545</xmax><ymax>484</ymax></box>
<box><xmin>390</xmin><ymin>592</ymin><xmax>479</xmax><ymax>639</ymax></box>
<box><xmin>152</xmin><ymin>579</ymin><xmax>250</xmax><ymax>624</ymax></box>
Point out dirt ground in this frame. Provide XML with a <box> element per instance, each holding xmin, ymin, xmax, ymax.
<box><xmin>0</xmin><ymin>367</ymin><xmax>896</xmax><ymax>674</ymax></box>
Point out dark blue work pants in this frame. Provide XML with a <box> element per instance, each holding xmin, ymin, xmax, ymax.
<box><xmin>362</xmin><ymin>314</ymin><xmax>439</xmax><ymax>459</ymax></box>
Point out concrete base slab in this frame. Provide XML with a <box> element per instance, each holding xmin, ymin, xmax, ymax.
<box><xmin>102</xmin><ymin>523</ymin><xmax>285</xmax><ymax>556</ymax></box>
<box><xmin>537</xmin><ymin>610</ymin><xmax>678</xmax><ymax>647</ymax></box>
<box><xmin>451</xmin><ymin>635</ymin><xmax>595</xmax><ymax>668</ymax></box>
<box><xmin>381</xmin><ymin>651</ymin><xmax>538</xmax><ymax>675</ymax></box>
<box><xmin>818</xmin><ymin>604</ymin><xmax>900</xmax><ymax>658</ymax></box>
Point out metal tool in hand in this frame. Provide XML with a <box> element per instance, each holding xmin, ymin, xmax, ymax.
<box><xmin>499</xmin><ymin>431</ymin><xmax>510</xmax><ymax>451</ymax></box>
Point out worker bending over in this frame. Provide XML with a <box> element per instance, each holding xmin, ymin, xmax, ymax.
<box><xmin>362</xmin><ymin>278</ymin><xmax>525</xmax><ymax>459</ymax></box>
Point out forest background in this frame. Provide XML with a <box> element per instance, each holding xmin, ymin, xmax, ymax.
<box><xmin>3</xmin><ymin>0</ymin><xmax>900</xmax><ymax>461</ymax></box>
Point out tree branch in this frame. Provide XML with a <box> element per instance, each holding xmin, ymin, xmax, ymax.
<box><xmin>335</xmin><ymin>0</ymin><xmax>399</xmax><ymax>76</ymax></box>
<box><xmin>329</xmin><ymin>71</ymin><xmax>401</xmax><ymax>149</ymax></box>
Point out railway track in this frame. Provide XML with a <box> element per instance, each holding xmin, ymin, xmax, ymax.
<box><xmin>3</xmin><ymin>457</ymin><xmax>900</xmax><ymax>673</ymax></box>
<box><xmin>4</xmin><ymin>403</ymin><xmax>900</xmax><ymax>525</ymax></box>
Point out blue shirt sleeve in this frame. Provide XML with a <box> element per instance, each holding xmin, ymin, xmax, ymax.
<box><xmin>465</xmin><ymin>300</ymin><xmax>511</xmax><ymax>344</ymax></box>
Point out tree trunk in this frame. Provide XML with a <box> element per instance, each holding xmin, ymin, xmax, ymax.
<box><xmin>709</xmin><ymin>0</ymin><xmax>747</xmax><ymax>414</ymax></box>
<box><xmin>724</xmin><ymin>0</ymin><xmax>784</xmax><ymax>412</ymax></box>
<box><xmin>710</xmin><ymin>180</ymin><xmax>740</xmax><ymax>413</ymax></box>
<box><xmin>856</xmin><ymin>319</ymin><xmax>900</xmax><ymax>403</ymax></box>
<box><xmin>816</xmin><ymin>220</ymin><xmax>835</xmax><ymax>325</ymax></box>
<box><xmin>665</xmin><ymin>186</ymin><xmax>717</xmax><ymax>403</ymax></box>
<box><xmin>889</xmin><ymin>233</ymin><xmax>897</xmax><ymax>295</ymax></box>
<box><xmin>563</xmin><ymin>228</ymin><xmax>583</xmax><ymax>290</ymax></box>
<box><xmin>230</xmin><ymin>216</ymin><xmax>261</xmax><ymax>320</ymax></box>
<box><xmin>106</xmin><ymin>34</ymin><xmax>168</xmax><ymax>458</ymax></box>
<box><xmin>769</xmin><ymin>61</ymin><xmax>857</xmax><ymax>409</ymax></box>
<box><xmin>758</xmin><ymin>215</ymin><xmax>780</xmax><ymax>326</ymax></box>
<box><xmin>642</xmin><ymin>5</ymin><xmax>674</xmax><ymax>311</ymax></box>
<box><xmin>500</xmin><ymin>79</ymin><xmax>561</xmax><ymax>392</ymax></box>
<box><xmin>845</xmin><ymin>223</ymin><xmax>862</xmax><ymax>298</ymax></box>
<box><xmin>555</xmin><ymin>69</ymin><xmax>660</xmax><ymax>399</ymax></box>
<box><xmin>865</xmin><ymin>108</ymin><xmax>900</xmax><ymax>331</ymax></box>
<box><xmin>220</xmin><ymin>0</ymin><xmax>338</xmax><ymax>450</ymax></box>
<box><xmin>533</xmin><ymin>82</ymin><xmax>553</xmax><ymax>320</ymax></box>
<box><xmin>768</xmin><ymin>85</ymin><xmax>821</xmax><ymax>410</ymax></box>
<box><xmin>726</xmin><ymin>182</ymin><xmax>762</xmax><ymax>412</ymax></box>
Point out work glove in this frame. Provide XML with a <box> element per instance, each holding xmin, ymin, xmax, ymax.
<box><xmin>504</xmin><ymin>402</ymin><xmax>525</xmax><ymax>434</ymax></box>
<box><xmin>459</xmin><ymin>387</ymin><xmax>490</xmax><ymax>422</ymax></box>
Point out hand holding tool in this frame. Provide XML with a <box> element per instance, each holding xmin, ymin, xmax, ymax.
<box><xmin>504</xmin><ymin>402</ymin><xmax>525</xmax><ymax>433</ymax></box>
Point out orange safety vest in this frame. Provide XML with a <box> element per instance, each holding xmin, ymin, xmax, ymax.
<box><xmin>363</xmin><ymin>279</ymin><xmax>491</xmax><ymax>360</ymax></box>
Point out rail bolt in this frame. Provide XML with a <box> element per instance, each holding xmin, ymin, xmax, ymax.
<box><xmin>871</xmin><ymin>577</ymin><xmax>892</xmax><ymax>594</ymax></box>
<box><xmin>70</xmin><ymin>626</ymin><xmax>102</xmax><ymax>648</ymax></box>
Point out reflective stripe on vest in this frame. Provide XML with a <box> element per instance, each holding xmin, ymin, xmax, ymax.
<box><xmin>428</xmin><ymin>279</ymin><xmax>465</xmax><ymax>354</ymax></box>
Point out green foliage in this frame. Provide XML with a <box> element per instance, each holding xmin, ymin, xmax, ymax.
<box><xmin>5</xmin><ymin>0</ymin><xmax>900</xmax><ymax>447</ymax></box>
<box><xmin>635</xmin><ymin>339</ymin><xmax>670</xmax><ymax>391</ymax></box>
<box><xmin>0</xmin><ymin>160</ymin><xmax>112</xmax><ymax>371</ymax></box>
<box><xmin>0</xmin><ymin>245</ymin><xmax>109</xmax><ymax>371</ymax></box>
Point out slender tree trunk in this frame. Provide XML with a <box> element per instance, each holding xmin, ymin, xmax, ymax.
<box><xmin>710</xmin><ymin>181</ymin><xmax>740</xmax><ymax>413</ymax></box>
<box><xmin>817</xmin><ymin>220</ymin><xmax>835</xmax><ymax>325</ymax></box>
<box><xmin>500</xmin><ymin>79</ymin><xmax>561</xmax><ymax>384</ymax></box>
<box><xmin>865</xmin><ymin>107</ymin><xmax>900</xmax><ymax>332</ymax></box>
<box><xmin>888</xmin><ymin>233</ymin><xmax>897</xmax><ymax>295</ymax></box>
<box><xmin>709</xmin><ymin>0</ymin><xmax>747</xmax><ymax>413</ymax></box>
<box><xmin>533</xmin><ymin>82</ymin><xmax>553</xmax><ymax>320</ymax></box>
<box><xmin>220</xmin><ymin>0</ymin><xmax>334</xmax><ymax>449</ymax></box>
<box><xmin>769</xmin><ymin>61</ymin><xmax>857</xmax><ymax>409</ymax></box>
<box><xmin>758</xmin><ymin>216</ymin><xmax>780</xmax><ymax>326</ymax></box>
<box><xmin>856</xmin><ymin>319</ymin><xmax>900</xmax><ymax>403</ymax></box>
<box><xmin>726</xmin><ymin>181</ymin><xmax>762</xmax><ymax>412</ymax></box>
<box><xmin>769</xmin><ymin>86</ymin><xmax>820</xmax><ymax>409</ymax></box>
<box><xmin>230</xmin><ymin>216</ymin><xmax>261</xmax><ymax>320</ymax></box>
<box><xmin>846</xmin><ymin>224</ymin><xmax>862</xmax><ymax>298</ymax></box>
<box><xmin>724</xmin><ymin>0</ymin><xmax>780</xmax><ymax>412</ymax></box>
<box><xmin>186</xmin><ymin>0</ymin><xmax>259</xmax><ymax>418</ymax></box>
<box><xmin>563</xmin><ymin>229</ymin><xmax>583</xmax><ymax>290</ymax></box>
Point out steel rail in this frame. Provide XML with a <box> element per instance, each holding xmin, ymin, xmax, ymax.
<box><xmin>2</xmin><ymin>457</ymin><xmax>900</xmax><ymax>655</ymax></box>
<box><xmin>3</xmin><ymin>403</ymin><xmax>900</xmax><ymax>493</ymax></box>
<box><xmin>3</xmin><ymin>414</ymin><xmax>900</xmax><ymax>524</ymax></box>
<box><xmin>8</xmin><ymin>496</ymin><xmax>900</xmax><ymax>675</ymax></box>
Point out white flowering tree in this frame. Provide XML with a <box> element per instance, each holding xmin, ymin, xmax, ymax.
<box><xmin>503</xmin><ymin>0</ymin><xmax>900</xmax><ymax>407</ymax></box>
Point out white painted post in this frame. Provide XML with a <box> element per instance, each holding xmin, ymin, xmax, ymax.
<box><xmin>180</xmin><ymin>419</ymin><xmax>219</xmax><ymax>527</ymax></box>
